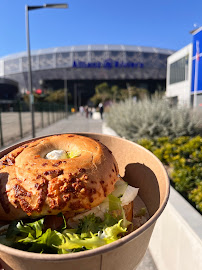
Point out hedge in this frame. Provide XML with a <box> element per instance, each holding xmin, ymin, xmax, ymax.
<box><xmin>138</xmin><ymin>136</ymin><xmax>202</xmax><ymax>213</ymax></box>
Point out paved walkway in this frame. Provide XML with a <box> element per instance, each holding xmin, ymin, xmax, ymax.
<box><xmin>34</xmin><ymin>113</ymin><xmax>103</xmax><ymax>136</ymax></box>
<box><xmin>0</xmin><ymin>113</ymin><xmax>103</xmax><ymax>150</ymax></box>
<box><xmin>1</xmin><ymin>113</ymin><xmax>158</xmax><ymax>270</ymax></box>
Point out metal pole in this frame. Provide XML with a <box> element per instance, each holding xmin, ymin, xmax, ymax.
<box><xmin>26</xmin><ymin>5</ymin><xmax>35</xmax><ymax>137</ymax></box>
<box><xmin>56</xmin><ymin>104</ymin><xmax>58</xmax><ymax>121</ymax></box>
<box><xmin>64</xmin><ymin>78</ymin><xmax>68</xmax><ymax>117</ymax></box>
<box><xmin>78</xmin><ymin>91</ymin><xmax>81</xmax><ymax>108</ymax></box>
<box><xmin>53</xmin><ymin>104</ymin><xmax>55</xmax><ymax>123</ymax></box>
<box><xmin>41</xmin><ymin>106</ymin><xmax>44</xmax><ymax>128</ymax></box>
<box><xmin>74</xmin><ymin>83</ymin><xmax>77</xmax><ymax>112</ymax></box>
<box><xmin>193</xmin><ymin>41</ymin><xmax>199</xmax><ymax>108</ymax></box>
<box><xmin>48</xmin><ymin>103</ymin><xmax>50</xmax><ymax>125</ymax></box>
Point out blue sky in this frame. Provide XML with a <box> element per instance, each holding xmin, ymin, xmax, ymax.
<box><xmin>0</xmin><ymin>0</ymin><xmax>202</xmax><ymax>57</ymax></box>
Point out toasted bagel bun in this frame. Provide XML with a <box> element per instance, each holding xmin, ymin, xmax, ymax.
<box><xmin>0</xmin><ymin>134</ymin><xmax>119</xmax><ymax>221</ymax></box>
<box><xmin>123</xmin><ymin>202</ymin><xmax>133</xmax><ymax>222</ymax></box>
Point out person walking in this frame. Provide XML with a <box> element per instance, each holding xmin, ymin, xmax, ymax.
<box><xmin>85</xmin><ymin>106</ymin><xmax>89</xmax><ymax>118</ymax></box>
<box><xmin>88</xmin><ymin>107</ymin><xmax>93</xmax><ymax>118</ymax></box>
<box><xmin>79</xmin><ymin>106</ymin><xmax>84</xmax><ymax>116</ymax></box>
<box><xmin>98</xmin><ymin>103</ymin><xmax>104</xmax><ymax>120</ymax></box>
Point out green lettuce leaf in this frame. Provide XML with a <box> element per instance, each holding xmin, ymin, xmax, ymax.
<box><xmin>121</xmin><ymin>208</ymin><xmax>132</xmax><ymax>229</ymax></box>
<box><xmin>6</xmin><ymin>220</ymin><xmax>21</xmax><ymax>240</ymax></box>
<box><xmin>18</xmin><ymin>229</ymin><xmax>65</xmax><ymax>253</ymax></box>
<box><xmin>58</xmin><ymin>220</ymin><xmax>127</xmax><ymax>251</ymax></box>
<box><xmin>6</xmin><ymin>218</ymin><xmax>44</xmax><ymax>240</ymax></box>
<box><xmin>22</xmin><ymin>218</ymin><xmax>44</xmax><ymax>238</ymax></box>
<box><xmin>19</xmin><ymin>229</ymin><xmax>63</xmax><ymax>245</ymax></box>
<box><xmin>100</xmin><ymin>220</ymin><xmax>127</xmax><ymax>243</ymax></box>
<box><xmin>102</xmin><ymin>212</ymin><xmax>120</xmax><ymax>227</ymax></box>
<box><xmin>111</xmin><ymin>179</ymin><xmax>128</xmax><ymax>198</ymax></box>
<box><xmin>77</xmin><ymin>214</ymin><xmax>103</xmax><ymax>237</ymax></box>
<box><xmin>59</xmin><ymin>232</ymin><xmax>106</xmax><ymax>250</ymax></box>
<box><xmin>108</xmin><ymin>194</ymin><xmax>122</xmax><ymax>211</ymax></box>
<box><xmin>57</xmin><ymin>212</ymin><xmax>68</xmax><ymax>230</ymax></box>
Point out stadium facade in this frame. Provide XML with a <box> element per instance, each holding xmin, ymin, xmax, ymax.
<box><xmin>166</xmin><ymin>28</ymin><xmax>202</xmax><ymax>108</ymax></box>
<box><xmin>0</xmin><ymin>45</ymin><xmax>174</xmax><ymax>105</ymax></box>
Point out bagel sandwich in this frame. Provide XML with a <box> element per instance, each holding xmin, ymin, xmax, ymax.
<box><xmin>0</xmin><ymin>134</ymin><xmax>138</xmax><ymax>254</ymax></box>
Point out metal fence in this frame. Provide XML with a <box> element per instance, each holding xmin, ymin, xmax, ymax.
<box><xmin>0</xmin><ymin>102</ymin><xmax>67</xmax><ymax>147</ymax></box>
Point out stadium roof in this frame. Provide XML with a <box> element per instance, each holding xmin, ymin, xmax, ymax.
<box><xmin>0</xmin><ymin>45</ymin><xmax>175</xmax><ymax>60</ymax></box>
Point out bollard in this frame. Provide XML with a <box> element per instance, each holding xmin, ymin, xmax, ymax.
<box><xmin>18</xmin><ymin>102</ymin><xmax>23</xmax><ymax>139</ymax></box>
<box><xmin>55</xmin><ymin>104</ymin><xmax>57</xmax><ymax>122</ymax></box>
<box><xmin>48</xmin><ymin>104</ymin><xmax>50</xmax><ymax>126</ymax></box>
<box><xmin>0</xmin><ymin>110</ymin><xmax>3</xmax><ymax>146</ymax></box>
<box><xmin>52</xmin><ymin>104</ymin><xmax>55</xmax><ymax>123</ymax></box>
<box><xmin>41</xmin><ymin>105</ymin><xmax>44</xmax><ymax>129</ymax></box>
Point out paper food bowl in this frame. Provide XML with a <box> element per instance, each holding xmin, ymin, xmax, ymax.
<box><xmin>0</xmin><ymin>133</ymin><xmax>169</xmax><ymax>270</ymax></box>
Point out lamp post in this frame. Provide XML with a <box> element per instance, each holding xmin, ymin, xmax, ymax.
<box><xmin>78</xmin><ymin>89</ymin><xmax>85</xmax><ymax>108</ymax></box>
<box><xmin>25</xmin><ymin>3</ymin><xmax>68</xmax><ymax>138</ymax></box>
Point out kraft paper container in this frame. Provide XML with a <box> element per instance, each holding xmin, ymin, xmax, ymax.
<box><xmin>0</xmin><ymin>133</ymin><xmax>169</xmax><ymax>270</ymax></box>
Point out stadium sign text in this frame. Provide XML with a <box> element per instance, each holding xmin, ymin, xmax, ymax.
<box><xmin>73</xmin><ymin>59</ymin><xmax>144</xmax><ymax>69</ymax></box>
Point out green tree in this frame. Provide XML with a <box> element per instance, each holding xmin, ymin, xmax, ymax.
<box><xmin>90</xmin><ymin>83</ymin><xmax>149</xmax><ymax>106</ymax></box>
<box><xmin>23</xmin><ymin>93</ymin><xmax>46</xmax><ymax>104</ymax></box>
<box><xmin>129</xmin><ymin>86</ymin><xmax>149</xmax><ymax>101</ymax></box>
<box><xmin>91</xmin><ymin>82</ymin><xmax>113</xmax><ymax>106</ymax></box>
<box><xmin>111</xmin><ymin>85</ymin><xmax>119</xmax><ymax>102</ymax></box>
<box><xmin>45</xmin><ymin>89</ymin><xmax>71</xmax><ymax>104</ymax></box>
<box><xmin>115</xmin><ymin>86</ymin><xmax>148</xmax><ymax>101</ymax></box>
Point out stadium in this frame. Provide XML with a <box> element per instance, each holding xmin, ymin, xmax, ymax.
<box><xmin>0</xmin><ymin>45</ymin><xmax>174</xmax><ymax>105</ymax></box>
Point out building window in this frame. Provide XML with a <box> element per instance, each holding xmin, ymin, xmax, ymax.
<box><xmin>126</xmin><ymin>52</ymin><xmax>134</xmax><ymax>57</ymax></box>
<box><xmin>110</xmin><ymin>51</ymin><xmax>120</xmax><ymax>57</ymax></box>
<box><xmin>169</xmin><ymin>55</ymin><xmax>189</xmax><ymax>84</ymax></box>
<box><xmin>92</xmin><ymin>51</ymin><xmax>104</xmax><ymax>57</ymax></box>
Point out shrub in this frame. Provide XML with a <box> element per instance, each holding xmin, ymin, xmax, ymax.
<box><xmin>106</xmin><ymin>95</ymin><xmax>202</xmax><ymax>213</ymax></box>
<box><xmin>106</xmin><ymin>96</ymin><xmax>201</xmax><ymax>141</ymax></box>
<box><xmin>189</xmin><ymin>182</ymin><xmax>202</xmax><ymax>212</ymax></box>
<box><xmin>138</xmin><ymin>136</ymin><xmax>202</xmax><ymax>213</ymax></box>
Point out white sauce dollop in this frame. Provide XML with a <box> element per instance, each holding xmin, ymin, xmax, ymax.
<box><xmin>46</xmin><ymin>150</ymin><xmax>67</xmax><ymax>160</ymax></box>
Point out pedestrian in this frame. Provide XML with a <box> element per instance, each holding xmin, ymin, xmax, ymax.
<box><xmin>79</xmin><ymin>106</ymin><xmax>84</xmax><ymax>116</ymax></box>
<box><xmin>92</xmin><ymin>107</ymin><xmax>96</xmax><ymax>118</ymax></box>
<box><xmin>98</xmin><ymin>103</ymin><xmax>104</xmax><ymax>120</ymax></box>
<box><xmin>85</xmin><ymin>106</ymin><xmax>89</xmax><ymax>118</ymax></box>
<box><xmin>88</xmin><ymin>107</ymin><xmax>93</xmax><ymax>118</ymax></box>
